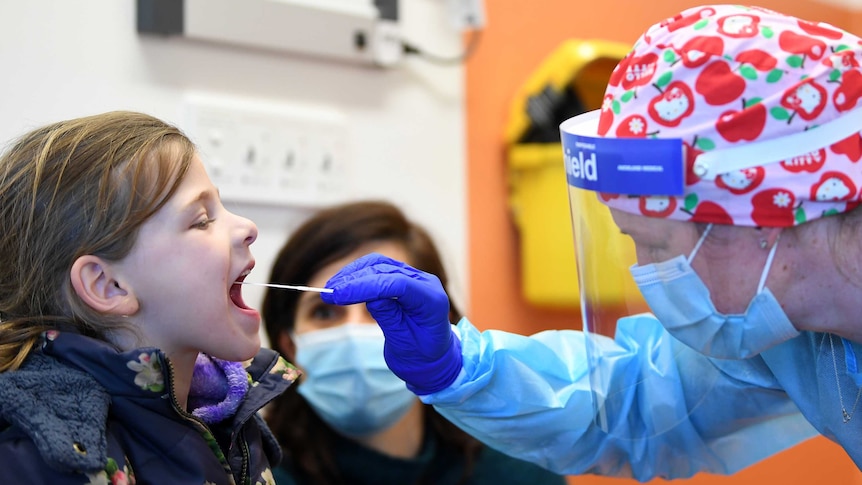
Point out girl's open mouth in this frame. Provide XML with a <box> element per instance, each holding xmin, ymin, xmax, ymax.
<box><xmin>230</xmin><ymin>271</ymin><xmax>252</xmax><ymax>309</ymax></box>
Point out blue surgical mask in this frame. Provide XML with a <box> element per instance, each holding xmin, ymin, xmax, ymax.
<box><xmin>630</xmin><ymin>224</ymin><xmax>799</xmax><ymax>359</ymax></box>
<box><xmin>293</xmin><ymin>323</ymin><xmax>416</xmax><ymax>437</ymax></box>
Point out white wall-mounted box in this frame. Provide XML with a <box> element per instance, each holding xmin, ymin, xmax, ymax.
<box><xmin>137</xmin><ymin>0</ymin><xmax>403</xmax><ymax>66</ymax></box>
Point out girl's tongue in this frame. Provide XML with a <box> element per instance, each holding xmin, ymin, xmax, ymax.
<box><xmin>230</xmin><ymin>282</ymin><xmax>250</xmax><ymax>309</ymax></box>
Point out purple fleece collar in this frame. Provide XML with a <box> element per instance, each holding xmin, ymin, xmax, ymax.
<box><xmin>188</xmin><ymin>353</ymin><xmax>249</xmax><ymax>424</ymax></box>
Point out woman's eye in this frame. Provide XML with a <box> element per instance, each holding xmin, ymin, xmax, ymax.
<box><xmin>309</xmin><ymin>304</ymin><xmax>341</xmax><ymax>322</ymax></box>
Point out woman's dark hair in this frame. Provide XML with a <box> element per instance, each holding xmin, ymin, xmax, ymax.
<box><xmin>262</xmin><ymin>200</ymin><xmax>480</xmax><ymax>485</ymax></box>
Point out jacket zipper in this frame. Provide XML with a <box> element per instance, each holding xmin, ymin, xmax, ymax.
<box><xmin>163</xmin><ymin>356</ymin><xmax>237</xmax><ymax>480</ymax></box>
<box><xmin>239</xmin><ymin>430</ymin><xmax>250</xmax><ymax>485</ymax></box>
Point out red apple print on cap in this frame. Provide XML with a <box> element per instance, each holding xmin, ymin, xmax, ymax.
<box><xmin>661</xmin><ymin>7</ymin><xmax>716</xmax><ymax>32</ymax></box>
<box><xmin>678</xmin><ymin>36</ymin><xmax>724</xmax><ymax>68</ymax></box>
<box><xmin>620</xmin><ymin>53</ymin><xmax>659</xmax><ymax>91</ymax></box>
<box><xmin>833</xmin><ymin>69</ymin><xmax>862</xmax><ymax>112</ymax></box>
<box><xmin>593</xmin><ymin>5</ymin><xmax>862</xmax><ymax>228</ymax></box>
<box><xmin>696</xmin><ymin>61</ymin><xmax>746</xmax><ymax>106</ymax></box>
<box><xmin>607</xmin><ymin>53</ymin><xmax>631</xmax><ymax>88</ymax></box>
<box><xmin>598</xmin><ymin>94</ymin><xmax>616</xmax><ymax>136</ymax></box>
<box><xmin>684</xmin><ymin>141</ymin><xmax>703</xmax><ymax>185</ymax></box>
<box><xmin>716</xmin><ymin>100</ymin><xmax>767</xmax><ymax>142</ymax></box>
<box><xmin>830</xmin><ymin>133</ymin><xmax>862</xmax><ymax>162</ymax></box>
<box><xmin>779</xmin><ymin>30</ymin><xmax>827</xmax><ymax>60</ymax></box>
<box><xmin>648</xmin><ymin>81</ymin><xmax>695</xmax><ymax>127</ymax></box>
<box><xmin>780</xmin><ymin>79</ymin><xmax>827</xmax><ymax>121</ymax></box>
<box><xmin>780</xmin><ymin>148</ymin><xmax>827</xmax><ymax>173</ymax></box>
<box><xmin>616</xmin><ymin>114</ymin><xmax>649</xmax><ymax>137</ymax></box>
<box><xmin>716</xmin><ymin>167</ymin><xmax>765</xmax><ymax>194</ymax></box>
<box><xmin>691</xmin><ymin>201</ymin><xmax>734</xmax><ymax>225</ymax></box>
<box><xmin>797</xmin><ymin>20</ymin><xmax>844</xmax><ymax>40</ymax></box>
<box><xmin>717</xmin><ymin>14</ymin><xmax>760</xmax><ymax>38</ymax></box>
<box><xmin>735</xmin><ymin>49</ymin><xmax>778</xmax><ymax>71</ymax></box>
<box><xmin>810</xmin><ymin>171</ymin><xmax>857</xmax><ymax>201</ymax></box>
<box><xmin>751</xmin><ymin>188</ymin><xmax>797</xmax><ymax>226</ymax></box>
<box><xmin>639</xmin><ymin>196</ymin><xmax>677</xmax><ymax>218</ymax></box>
<box><xmin>825</xmin><ymin>51</ymin><xmax>860</xmax><ymax>72</ymax></box>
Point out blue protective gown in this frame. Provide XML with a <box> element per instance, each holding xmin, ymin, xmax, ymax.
<box><xmin>421</xmin><ymin>314</ymin><xmax>861</xmax><ymax>481</ymax></box>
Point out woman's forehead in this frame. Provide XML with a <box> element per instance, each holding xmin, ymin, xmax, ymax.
<box><xmin>306</xmin><ymin>240</ymin><xmax>412</xmax><ymax>286</ymax></box>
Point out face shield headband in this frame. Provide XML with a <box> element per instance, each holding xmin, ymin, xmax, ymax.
<box><xmin>560</xmin><ymin>107</ymin><xmax>862</xmax><ymax>197</ymax></box>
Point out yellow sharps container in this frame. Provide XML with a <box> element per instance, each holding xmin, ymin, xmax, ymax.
<box><xmin>505</xmin><ymin>39</ymin><xmax>640</xmax><ymax>311</ymax></box>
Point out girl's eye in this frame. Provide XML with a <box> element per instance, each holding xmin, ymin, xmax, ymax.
<box><xmin>192</xmin><ymin>217</ymin><xmax>215</xmax><ymax>230</ymax></box>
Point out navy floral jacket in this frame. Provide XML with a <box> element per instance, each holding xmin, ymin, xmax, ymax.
<box><xmin>0</xmin><ymin>330</ymin><xmax>298</xmax><ymax>484</ymax></box>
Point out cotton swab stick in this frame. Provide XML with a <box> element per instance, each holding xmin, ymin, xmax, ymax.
<box><xmin>234</xmin><ymin>281</ymin><xmax>334</xmax><ymax>294</ymax></box>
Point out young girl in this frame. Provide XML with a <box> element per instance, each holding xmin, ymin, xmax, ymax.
<box><xmin>261</xmin><ymin>200</ymin><xmax>566</xmax><ymax>485</ymax></box>
<box><xmin>0</xmin><ymin>111</ymin><xmax>298</xmax><ymax>484</ymax></box>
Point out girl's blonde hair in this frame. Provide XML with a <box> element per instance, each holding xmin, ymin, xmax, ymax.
<box><xmin>0</xmin><ymin>111</ymin><xmax>196</xmax><ymax>372</ymax></box>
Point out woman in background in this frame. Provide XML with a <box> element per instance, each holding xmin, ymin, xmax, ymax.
<box><xmin>262</xmin><ymin>200</ymin><xmax>566</xmax><ymax>485</ymax></box>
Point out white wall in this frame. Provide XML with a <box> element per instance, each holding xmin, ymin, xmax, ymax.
<box><xmin>0</xmin><ymin>0</ymin><xmax>468</xmax><ymax>345</ymax></box>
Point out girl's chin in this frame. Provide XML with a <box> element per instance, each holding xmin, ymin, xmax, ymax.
<box><xmin>220</xmin><ymin>340</ymin><xmax>261</xmax><ymax>363</ymax></box>
<box><xmin>225</xmin><ymin>319</ymin><xmax>262</xmax><ymax>361</ymax></box>
<box><xmin>234</xmin><ymin>308</ymin><xmax>261</xmax><ymax>333</ymax></box>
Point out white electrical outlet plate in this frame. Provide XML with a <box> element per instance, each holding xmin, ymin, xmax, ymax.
<box><xmin>182</xmin><ymin>94</ymin><xmax>351</xmax><ymax>207</ymax></box>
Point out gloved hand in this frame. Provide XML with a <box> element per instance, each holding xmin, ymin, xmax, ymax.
<box><xmin>321</xmin><ymin>253</ymin><xmax>462</xmax><ymax>395</ymax></box>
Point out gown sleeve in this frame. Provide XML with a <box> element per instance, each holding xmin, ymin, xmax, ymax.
<box><xmin>421</xmin><ymin>314</ymin><xmax>818</xmax><ymax>481</ymax></box>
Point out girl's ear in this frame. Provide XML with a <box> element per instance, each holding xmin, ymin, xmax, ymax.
<box><xmin>70</xmin><ymin>255</ymin><xmax>139</xmax><ymax>316</ymax></box>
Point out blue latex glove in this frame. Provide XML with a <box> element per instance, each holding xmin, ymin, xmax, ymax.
<box><xmin>321</xmin><ymin>253</ymin><xmax>462</xmax><ymax>395</ymax></box>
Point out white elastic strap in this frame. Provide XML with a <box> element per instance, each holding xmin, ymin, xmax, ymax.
<box><xmin>694</xmin><ymin>107</ymin><xmax>862</xmax><ymax>180</ymax></box>
<box><xmin>757</xmin><ymin>234</ymin><xmax>781</xmax><ymax>293</ymax></box>
<box><xmin>687</xmin><ymin>223</ymin><xmax>713</xmax><ymax>264</ymax></box>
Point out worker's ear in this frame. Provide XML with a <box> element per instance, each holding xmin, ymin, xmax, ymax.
<box><xmin>70</xmin><ymin>255</ymin><xmax>139</xmax><ymax>316</ymax></box>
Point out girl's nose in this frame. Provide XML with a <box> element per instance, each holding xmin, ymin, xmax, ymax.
<box><xmin>234</xmin><ymin>213</ymin><xmax>258</xmax><ymax>246</ymax></box>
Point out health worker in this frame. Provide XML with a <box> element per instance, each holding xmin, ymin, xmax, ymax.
<box><xmin>320</xmin><ymin>4</ymin><xmax>862</xmax><ymax>481</ymax></box>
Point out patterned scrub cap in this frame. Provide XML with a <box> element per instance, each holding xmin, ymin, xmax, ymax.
<box><xmin>596</xmin><ymin>4</ymin><xmax>862</xmax><ymax>227</ymax></box>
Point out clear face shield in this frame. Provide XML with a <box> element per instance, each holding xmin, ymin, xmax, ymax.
<box><xmin>560</xmin><ymin>110</ymin><xmax>721</xmax><ymax>439</ymax></box>
<box><xmin>561</xmin><ymin>105</ymin><xmax>862</xmax><ymax>440</ymax></box>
